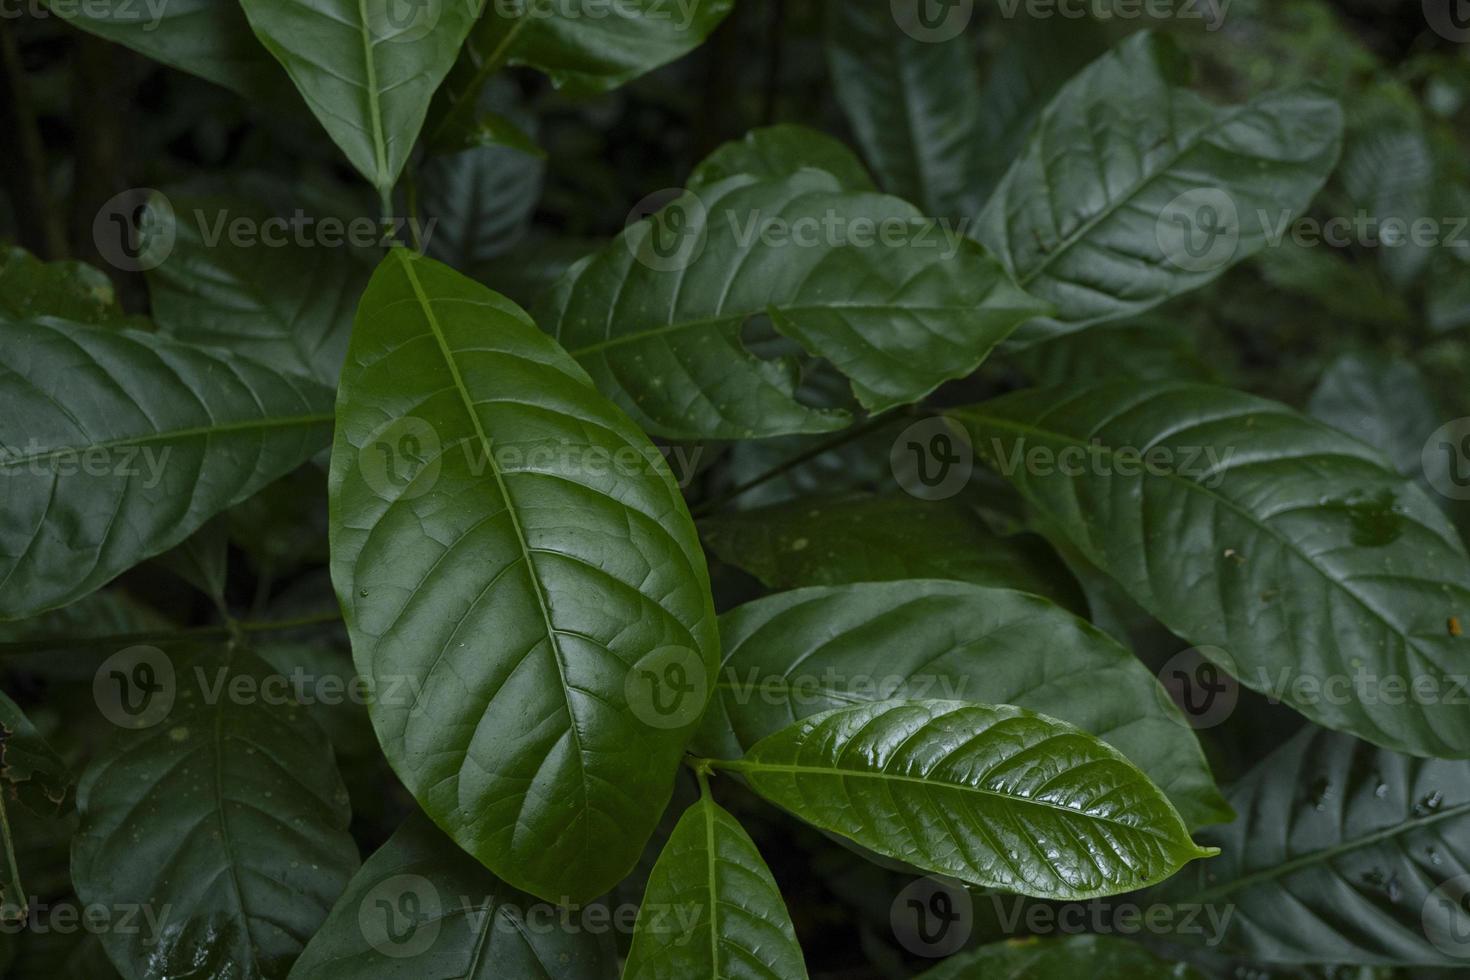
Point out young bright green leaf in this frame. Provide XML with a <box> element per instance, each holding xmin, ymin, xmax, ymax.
<box><xmin>720</xmin><ymin>700</ymin><xmax>1217</xmax><ymax>899</ymax></box>
<box><xmin>290</xmin><ymin>811</ymin><xmax>614</xmax><ymax>978</ymax></box>
<box><xmin>952</xmin><ymin>381</ymin><xmax>1470</xmax><ymax>758</ymax></box>
<box><xmin>695</xmin><ymin>582</ymin><xmax>1229</xmax><ymax>831</ymax></box>
<box><xmin>239</xmin><ymin>0</ymin><xmax>479</xmax><ymax>193</ymax></box>
<box><xmin>699</xmin><ymin>493</ymin><xmax>1084</xmax><ymax>613</ymax></box>
<box><xmin>41</xmin><ymin>0</ymin><xmax>291</xmax><ymax>99</ymax></box>
<box><xmin>688</xmin><ymin>125</ymin><xmax>875</xmax><ymax>192</ymax></box>
<box><xmin>329</xmin><ymin>250</ymin><xmax>718</xmax><ymax>904</ymax></box>
<box><xmin>623</xmin><ymin>793</ymin><xmax>808</xmax><ymax>980</ymax></box>
<box><xmin>0</xmin><ymin>317</ymin><xmax>334</xmax><ymax>621</ymax></box>
<box><xmin>1154</xmin><ymin>726</ymin><xmax>1470</xmax><ymax>965</ymax></box>
<box><xmin>916</xmin><ymin>935</ymin><xmax>1205</xmax><ymax>980</ymax></box>
<box><xmin>0</xmin><ymin>246</ymin><xmax>126</xmax><ymax>325</ymax></box>
<box><xmin>825</xmin><ymin>0</ymin><xmax>982</xmax><ymax>218</ymax></box>
<box><xmin>537</xmin><ymin>171</ymin><xmax>1047</xmax><ymax>441</ymax></box>
<box><xmin>72</xmin><ymin>648</ymin><xmax>360</xmax><ymax>980</ymax></box>
<box><xmin>144</xmin><ymin>195</ymin><xmax>370</xmax><ymax>386</ymax></box>
<box><xmin>976</xmin><ymin>32</ymin><xmax>1343</xmax><ymax>343</ymax></box>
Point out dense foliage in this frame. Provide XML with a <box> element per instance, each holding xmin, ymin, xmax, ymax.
<box><xmin>2</xmin><ymin>1</ymin><xmax>1470</xmax><ymax>977</ymax></box>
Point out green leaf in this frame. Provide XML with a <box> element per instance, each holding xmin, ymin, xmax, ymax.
<box><xmin>916</xmin><ymin>935</ymin><xmax>1205</xmax><ymax>980</ymax></box>
<box><xmin>144</xmin><ymin>194</ymin><xmax>370</xmax><ymax>386</ymax></box>
<box><xmin>700</xmin><ymin>492</ymin><xmax>1085</xmax><ymax>613</ymax></box>
<box><xmin>716</xmin><ymin>700</ymin><xmax>1217</xmax><ymax>899</ymax></box>
<box><xmin>975</xmin><ymin>32</ymin><xmax>1343</xmax><ymax>343</ymax></box>
<box><xmin>0</xmin><ymin>690</ymin><xmax>69</xmax><ymax>921</ymax></box>
<box><xmin>0</xmin><ymin>317</ymin><xmax>334</xmax><ymax>621</ymax></box>
<box><xmin>951</xmin><ymin>381</ymin><xmax>1470</xmax><ymax>758</ymax></box>
<box><xmin>688</xmin><ymin>125</ymin><xmax>875</xmax><ymax>192</ymax></box>
<box><xmin>329</xmin><ymin>250</ymin><xmax>718</xmax><ymax>904</ymax></box>
<box><xmin>1014</xmin><ymin>313</ymin><xmax>1217</xmax><ymax>387</ymax></box>
<box><xmin>418</xmin><ymin>139</ymin><xmax>545</xmax><ymax>274</ymax></box>
<box><xmin>623</xmin><ymin>790</ymin><xmax>808</xmax><ymax>980</ymax></box>
<box><xmin>71</xmin><ymin>647</ymin><xmax>360</xmax><ymax>979</ymax></box>
<box><xmin>41</xmin><ymin>0</ymin><xmax>291</xmax><ymax>99</ymax></box>
<box><xmin>695</xmin><ymin>581</ymin><xmax>1229</xmax><ymax>831</ymax></box>
<box><xmin>825</xmin><ymin>0</ymin><xmax>982</xmax><ymax>218</ymax></box>
<box><xmin>151</xmin><ymin>517</ymin><xmax>230</xmax><ymax>606</ymax></box>
<box><xmin>239</xmin><ymin>0</ymin><xmax>479</xmax><ymax>193</ymax></box>
<box><xmin>289</xmin><ymin>811</ymin><xmax>615</xmax><ymax>978</ymax></box>
<box><xmin>0</xmin><ymin>246</ymin><xmax>125</xmax><ymax>325</ymax></box>
<box><xmin>1154</xmin><ymin>725</ymin><xmax>1470</xmax><ymax>965</ymax></box>
<box><xmin>1309</xmin><ymin>353</ymin><xmax>1445</xmax><ymax>485</ymax></box>
<box><xmin>537</xmin><ymin>171</ymin><xmax>1047</xmax><ymax>440</ymax></box>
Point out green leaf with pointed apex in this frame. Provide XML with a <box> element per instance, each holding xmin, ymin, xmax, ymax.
<box><xmin>71</xmin><ymin>648</ymin><xmax>360</xmax><ymax>980</ymax></box>
<box><xmin>695</xmin><ymin>582</ymin><xmax>1230</xmax><ymax>831</ymax></box>
<box><xmin>151</xmin><ymin>517</ymin><xmax>230</xmax><ymax>605</ymax></box>
<box><xmin>720</xmin><ymin>700</ymin><xmax>1217</xmax><ymax>899</ymax></box>
<box><xmin>951</xmin><ymin>381</ymin><xmax>1470</xmax><ymax>758</ymax></box>
<box><xmin>825</xmin><ymin>0</ymin><xmax>982</xmax><ymax>218</ymax></box>
<box><xmin>144</xmin><ymin>195</ymin><xmax>370</xmax><ymax>386</ymax></box>
<box><xmin>537</xmin><ymin>171</ymin><xmax>1047</xmax><ymax>441</ymax></box>
<box><xmin>329</xmin><ymin>250</ymin><xmax>718</xmax><ymax>904</ymax></box>
<box><xmin>289</xmin><ymin>811</ymin><xmax>615</xmax><ymax>979</ymax></box>
<box><xmin>916</xmin><ymin>935</ymin><xmax>1205</xmax><ymax>980</ymax></box>
<box><xmin>239</xmin><ymin>0</ymin><xmax>478</xmax><ymax>192</ymax></box>
<box><xmin>0</xmin><ymin>246</ymin><xmax>125</xmax><ymax>326</ymax></box>
<box><xmin>40</xmin><ymin>0</ymin><xmax>291</xmax><ymax>100</ymax></box>
<box><xmin>975</xmin><ymin>31</ymin><xmax>1343</xmax><ymax>344</ymax></box>
<box><xmin>688</xmin><ymin>125</ymin><xmax>875</xmax><ymax>192</ymax></box>
<box><xmin>623</xmin><ymin>794</ymin><xmax>807</xmax><ymax>980</ymax></box>
<box><xmin>699</xmin><ymin>493</ymin><xmax>1085</xmax><ymax>613</ymax></box>
<box><xmin>1154</xmin><ymin>726</ymin><xmax>1470</xmax><ymax>966</ymax></box>
<box><xmin>0</xmin><ymin>317</ymin><xmax>333</xmax><ymax>621</ymax></box>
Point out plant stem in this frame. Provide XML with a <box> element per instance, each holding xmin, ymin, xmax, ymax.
<box><xmin>0</xmin><ymin>610</ymin><xmax>344</xmax><ymax>656</ymax></box>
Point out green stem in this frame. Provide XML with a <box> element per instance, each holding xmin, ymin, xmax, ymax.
<box><xmin>0</xmin><ymin>610</ymin><xmax>344</xmax><ymax>656</ymax></box>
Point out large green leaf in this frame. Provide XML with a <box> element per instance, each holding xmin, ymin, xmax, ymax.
<box><xmin>918</xmin><ymin>935</ymin><xmax>1204</xmax><ymax>979</ymax></box>
<box><xmin>695</xmin><ymin>582</ymin><xmax>1229</xmax><ymax>830</ymax></box>
<box><xmin>716</xmin><ymin>700</ymin><xmax>1217</xmax><ymax>899</ymax></box>
<box><xmin>239</xmin><ymin>0</ymin><xmax>479</xmax><ymax>193</ymax></box>
<box><xmin>951</xmin><ymin>381</ymin><xmax>1470</xmax><ymax>758</ymax></box>
<box><xmin>975</xmin><ymin>32</ymin><xmax>1342</xmax><ymax>343</ymax></box>
<box><xmin>0</xmin><ymin>317</ymin><xmax>333</xmax><ymax>621</ymax></box>
<box><xmin>623</xmin><ymin>790</ymin><xmax>807</xmax><ymax>980</ymax></box>
<box><xmin>687</xmin><ymin>125</ymin><xmax>875</xmax><ymax>193</ymax></box>
<box><xmin>41</xmin><ymin>0</ymin><xmax>290</xmax><ymax>99</ymax></box>
<box><xmin>537</xmin><ymin>170</ymin><xmax>1046</xmax><ymax>440</ymax></box>
<box><xmin>329</xmin><ymin>250</ymin><xmax>718</xmax><ymax>903</ymax></box>
<box><xmin>71</xmin><ymin>648</ymin><xmax>360</xmax><ymax>979</ymax></box>
<box><xmin>825</xmin><ymin>0</ymin><xmax>982</xmax><ymax>218</ymax></box>
<box><xmin>290</xmin><ymin>811</ymin><xmax>614</xmax><ymax>978</ymax></box>
<box><xmin>699</xmin><ymin>493</ymin><xmax>1083</xmax><ymax>612</ymax></box>
<box><xmin>1154</xmin><ymin>726</ymin><xmax>1470</xmax><ymax>965</ymax></box>
<box><xmin>144</xmin><ymin>195</ymin><xmax>370</xmax><ymax>386</ymax></box>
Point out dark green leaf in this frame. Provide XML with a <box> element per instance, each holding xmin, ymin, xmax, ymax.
<box><xmin>1309</xmin><ymin>353</ymin><xmax>1445</xmax><ymax>485</ymax></box>
<box><xmin>419</xmin><ymin>139</ymin><xmax>545</xmax><ymax>273</ymax></box>
<box><xmin>719</xmin><ymin>700</ymin><xmax>1217</xmax><ymax>899</ymax></box>
<box><xmin>952</xmin><ymin>381</ymin><xmax>1470</xmax><ymax>758</ymax></box>
<box><xmin>916</xmin><ymin>934</ymin><xmax>1205</xmax><ymax>979</ymax></box>
<box><xmin>0</xmin><ymin>317</ymin><xmax>333</xmax><ymax>621</ymax></box>
<box><xmin>0</xmin><ymin>246</ymin><xmax>126</xmax><ymax>326</ymax></box>
<box><xmin>329</xmin><ymin>250</ymin><xmax>718</xmax><ymax>903</ymax></box>
<box><xmin>688</xmin><ymin>125</ymin><xmax>875</xmax><ymax>192</ymax></box>
<box><xmin>623</xmin><ymin>791</ymin><xmax>808</xmax><ymax>979</ymax></box>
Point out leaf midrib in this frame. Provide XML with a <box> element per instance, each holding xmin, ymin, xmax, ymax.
<box><xmin>355</xmin><ymin>0</ymin><xmax>390</xmax><ymax>190</ymax></box>
<box><xmin>0</xmin><ymin>413</ymin><xmax>333</xmax><ymax>469</ymax></box>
